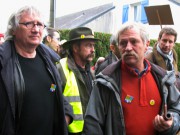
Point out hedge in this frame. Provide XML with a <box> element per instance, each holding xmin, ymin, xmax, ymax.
<box><xmin>59</xmin><ymin>29</ymin><xmax>180</xmax><ymax>70</ymax></box>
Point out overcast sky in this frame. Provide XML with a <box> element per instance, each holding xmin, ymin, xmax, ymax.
<box><xmin>0</xmin><ymin>0</ymin><xmax>113</xmax><ymax>33</ymax></box>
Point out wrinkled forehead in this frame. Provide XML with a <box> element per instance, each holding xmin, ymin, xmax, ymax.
<box><xmin>21</xmin><ymin>11</ymin><xmax>41</xmax><ymax>19</ymax></box>
<box><xmin>119</xmin><ymin>28</ymin><xmax>140</xmax><ymax>39</ymax></box>
<box><xmin>120</xmin><ymin>27</ymin><xmax>140</xmax><ymax>35</ymax></box>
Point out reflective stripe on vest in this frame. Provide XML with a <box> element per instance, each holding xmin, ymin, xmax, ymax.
<box><xmin>60</xmin><ymin>58</ymin><xmax>84</xmax><ymax>133</ymax></box>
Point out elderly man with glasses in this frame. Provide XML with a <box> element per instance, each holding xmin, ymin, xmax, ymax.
<box><xmin>0</xmin><ymin>6</ymin><xmax>72</xmax><ymax>135</ymax></box>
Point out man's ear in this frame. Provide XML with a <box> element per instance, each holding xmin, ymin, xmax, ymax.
<box><xmin>145</xmin><ymin>40</ymin><xmax>150</xmax><ymax>52</ymax></box>
<box><xmin>146</xmin><ymin>40</ymin><xmax>150</xmax><ymax>47</ymax></box>
<box><xmin>72</xmin><ymin>43</ymin><xmax>79</xmax><ymax>53</ymax></box>
<box><xmin>47</xmin><ymin>36</ymin><xmax>52</xmax><ymax>42</ymax></box>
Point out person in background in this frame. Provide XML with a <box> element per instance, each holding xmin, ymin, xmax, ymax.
<box><xmin>59</xmin><ymin>39</ymin><xmax>68</xmax><ymax>58</ymax></box>
<box><xmin>92</xmin><ymin>56</ymin><xmax>105</xmax><ymax>71</ymax></box>
<box><xmin>82</xmin><ymin>22</ymin><xmax>180</xmax><ymax>135</ymax></box>
<box><xmin>43</xmin><ymin>27</ymin><xmax>61</xmax><ymax>55</ymax></box>
<box><xmin>0</xmin><ymin>6</ymin><xmax>71</xmax><ymax>135</ymax></box>
<box><xmin>56</xmin><ymin>27</ymin><xmax>100</xmax><ymax>135</ymax></box>
<box><xmin>95</xmin><ymin>34</ymin><xmax>121</xmax><ymax>75</ymax></box>
<box><xmin>0</xmin><ymin>33</ymin><xmax>5</xmax><ymax>45</ymax></box>
<box><xmin>144</xmin><ymin>45</ymin><xmax>153</xmax><ymax>56</ymax></box>
<box><xmin>146</xmin><ymin>27</ymin><xmax>178</xmax><ymax>74</ymax></box>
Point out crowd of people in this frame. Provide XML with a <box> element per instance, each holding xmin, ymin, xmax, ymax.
<box><xmin>0</xmin><ymin>5</ymin><xmax>179</xmax><ymax>135</ymax></box>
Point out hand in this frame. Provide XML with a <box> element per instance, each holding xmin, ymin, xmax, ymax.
<box><xmin>153</xmin><ymin>114</ymin><xmax>173</xmax><ymax>132</ymax></box>
<box><xmin>65</xmin><ymin>115</ymin><xmax>71</xmax><ymax>125</ymax></box>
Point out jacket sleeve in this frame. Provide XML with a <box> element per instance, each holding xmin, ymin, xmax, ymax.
<box><xmin>161</xmin><ymin>80</ymin><xmax>180</xmax><ymax>135</ymax></box>
<box><xmin>63</xmin><ymin>96</ymin><xmax>74</xmax><ymax>124</ymax></box>
<box><xmin>82</xmin><ymin>83</ymin><xmax>106</xmax><ymax>135</ymax></box>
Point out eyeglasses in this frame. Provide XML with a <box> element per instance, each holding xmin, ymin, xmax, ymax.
<box><xmin>19</xmin><ymin>21</ymin><xmax>46</xmax><ymax>30</ymax></box>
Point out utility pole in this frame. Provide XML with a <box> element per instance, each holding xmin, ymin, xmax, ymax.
<box><xmin>49</xmin><ymin>0</ymin><xmax>56</xmax><ymax>27</ymax></box>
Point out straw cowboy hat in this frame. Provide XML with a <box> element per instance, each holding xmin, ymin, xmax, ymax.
<box><xmin>62</xmin><ymin>27</ymin><xmax>100</xmax><ymax>48</ymax></box>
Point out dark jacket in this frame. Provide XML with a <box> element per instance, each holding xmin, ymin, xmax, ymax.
<box><xmin>95</xmin><ymin>51</ymin><xmax>118</xmax><ymax>75</ymax></box>
<box><xmin>0</xmin><ymin>41</ymin><xmax>71</xmax><ymax>135</ymax></box>
<box><xmin>82</xmin><ymin>60</ymin><xmax>180</xmax><ymax>135</ymax></box>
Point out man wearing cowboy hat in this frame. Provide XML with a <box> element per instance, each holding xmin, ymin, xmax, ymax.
<box><xmin>57</xmin><ymin>27</ymin><xmax>100</xmax><ymax>135</ymax></box>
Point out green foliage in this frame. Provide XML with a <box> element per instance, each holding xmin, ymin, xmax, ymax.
<box><xmin>149</xmin><ymin>39</ymin><xmax>157</xmax><ymax>47</ymax></box>
<box><xmin>58</xmin><ymin>29</ymin><xmax>70</xmax><ymax>41</ymax></box>
<box><xmin>174</xmin><ymin>42</ymin><xmax>180</xmax><ymax>71</ymax></box>
<box><xmin>93</xmin><ymin>32</ymin><xmax>111</xmax><ymax>65</ymax></box>
<box><xmin>59</xmin><ymin>29</ymin><xmax>180</xmax><ymax>69</ymax></box>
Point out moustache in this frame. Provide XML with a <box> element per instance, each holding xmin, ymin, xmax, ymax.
<box><xmin>122</xmin><ymin>52</ymin><xmax>138</xmax><ymax>58</ymax></box>
<box><xmin>87</xmin><ymin>53</ymin><xmax>95</xmax><ymax>58</ymax></box>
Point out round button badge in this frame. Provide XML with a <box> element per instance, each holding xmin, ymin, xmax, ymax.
<box><xmin>150</xmin><ymin>99</ymin><xmax>155</xmax><ymax>106</ymax></box>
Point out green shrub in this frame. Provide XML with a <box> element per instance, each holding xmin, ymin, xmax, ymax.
<box><xmin>174</xmin><ymin>42</ymin><xmax>180</xmax><ymax>70</ymax></box>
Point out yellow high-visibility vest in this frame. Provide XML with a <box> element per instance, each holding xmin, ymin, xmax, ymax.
<box><xmin>60</xmin><ymin>57</ymin><xmax>84</xmax><ymax>133</ymax></box>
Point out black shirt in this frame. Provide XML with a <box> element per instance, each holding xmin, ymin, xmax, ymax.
<box><xmin>76</xmin><ymin>63</ymin><xmax>93</xmax><ymax>94</ymax></box>
<box><xmin>17</xmin><ymin>52</ymin><xmax>55</xmax><ymax>135</ymax></box>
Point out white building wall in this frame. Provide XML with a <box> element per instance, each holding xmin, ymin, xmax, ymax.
<box><xmin>113</xmin><ymin>0</ymin><xmax>180</xmax><ymax>42</ymax></box>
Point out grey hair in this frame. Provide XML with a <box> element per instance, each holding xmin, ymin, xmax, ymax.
<box><xmin>5</xmin><ymin>6</ymin><xmax>44</xmax><ymax>41</ymax></box>
<box><xmin>110</xmin><ymin>35</ymin><xmax>118</xmax><ymax>46</ymax></box>
<box><xmin>117</xmin><ymin>22</ymin><xmax>149</xmax><ymax>45</ymax></box>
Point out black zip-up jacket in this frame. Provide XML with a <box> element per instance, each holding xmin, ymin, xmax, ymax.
<box><xmin>83</xmin><ymin>60</ymin><xmax>180</xmax><ymax>135</ymax></box>
<box><xmin>0</xmin><ymin>40</ymin><xmax>71</xmax><ymax>135</ymax></box>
